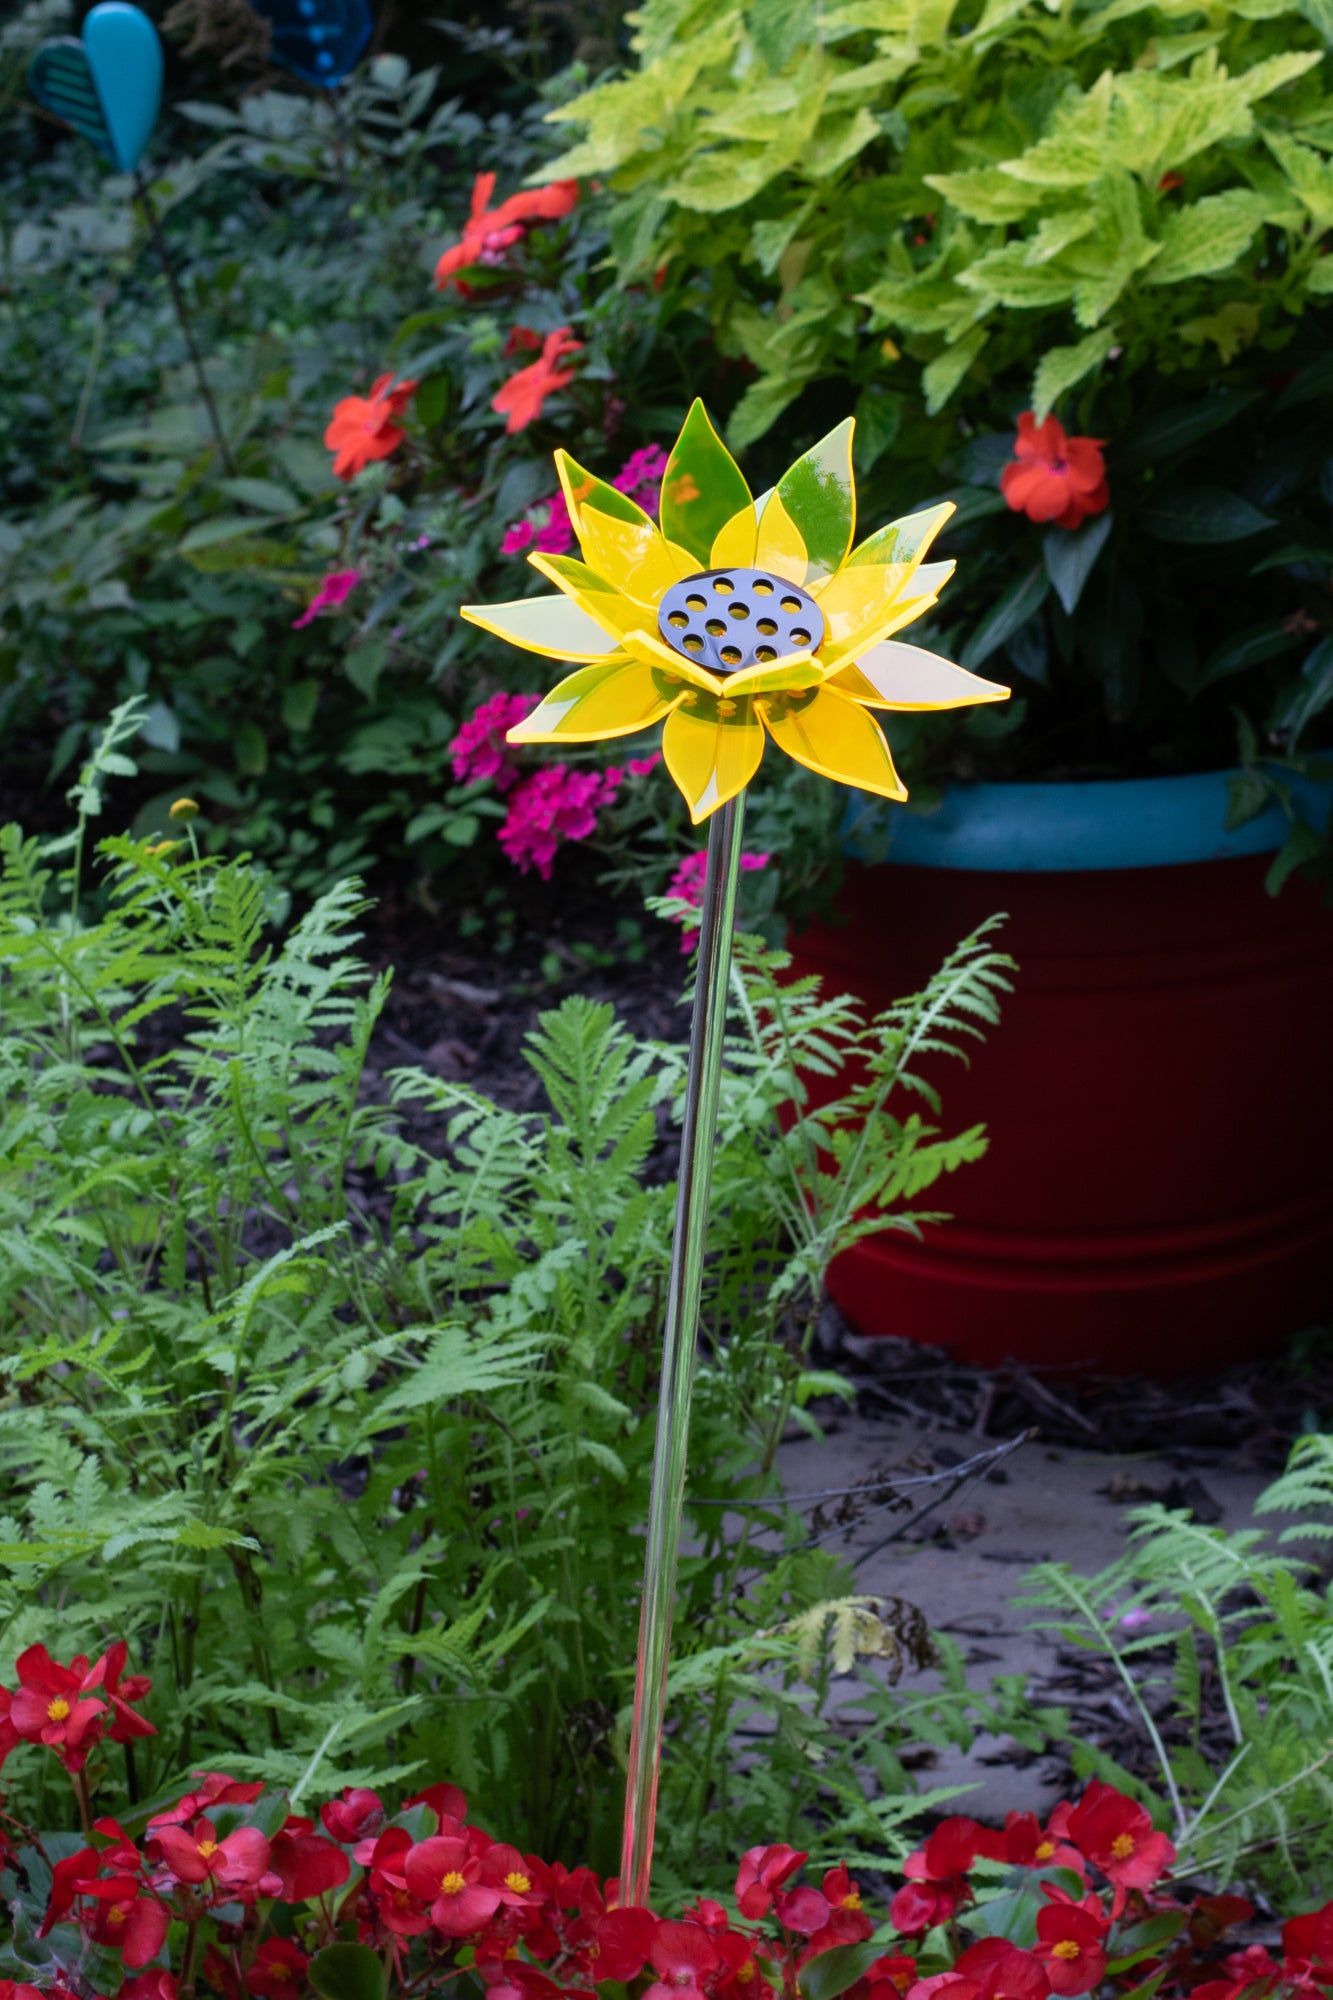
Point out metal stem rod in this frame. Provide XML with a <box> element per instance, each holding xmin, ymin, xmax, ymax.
<box><xmin>619</xmin><ymin>791</ymin><xmax>747</xmax><ymax>1909</ymax></box>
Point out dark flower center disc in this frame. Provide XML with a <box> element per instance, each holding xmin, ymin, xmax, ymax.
<box><xmin>658</xmin><ymin>568</ymin><xmax>824</xmax><ymax>676</ymax></box>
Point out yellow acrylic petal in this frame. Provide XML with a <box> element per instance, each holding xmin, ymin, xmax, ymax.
<box><xmin>506</xmin><ymin>656</ymin><xmax>682</xmax><ymax>744</ymax></box>
<box><xmin>759</xmin><ymin>684</ymin><xmax>907</xmax><ymax>801</ymax></box>
<box><xmin>818</xmin><ymin>561</ymin><xmax>956</xmax><ymax>669</ymax></box>
<box><xmin>810</xmin><ymin>563</ymin><xmax>918</xmax><ymax>656</ymax></box>
<box><xmin>555</xmin><ymin>450</ymin><xmax>652</xmax><ymax>538</ymax></box>
<box><xmin>831</xmin><ymin>640</ymin><xmax>1010</xmax><ymax>712</ymax></box>
<box><xmin>709</xmin><ymin>503</ymin><xmax>758</xmax><ymax>569</ymax></box>
<box><xmin>847</xmin><ymin>500</ymin><xmax>955</xmax><ymax>574</ymax></box>
<box><xmin>528</xmin><ymin>552</ymin><xmax>640</xmax><ymax>641</ymax></box>
<box><xmin>575</xmin><ymin>505</ymin><xmax>698</xmax><ymax>610</ymax></box>
<box><xmin>662</xmin><ymin>694</ymin><xmax>766</xmax><ymax>823</ymax></box>
<box><xmin>753</xmin><ymin>489</ymin><xmax>811</xmax><ymax>586</ymax></box>
<box><xmin>621</xmin><ymin>625</ymin><xmax>725</xmax><ymax>694</ymax></box>
<box><xmin>460</xmin><ymin>593</ymin><xmax>621</xmax><ymax>661</ymax></box>
<box><xmin>725</xmin><ymin>653</ymin><xmax>821</xmax><ymax>699</ymax></box>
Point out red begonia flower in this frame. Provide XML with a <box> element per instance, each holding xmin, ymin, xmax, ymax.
<box><xmin>324</xmin><ymin>374</ymin><xmax>418</xmax><ymax>481</ymax></box>
<box><xmin>321</xmin><ymin>1786</ymin><xmax>385</xmax><ymax>1847</ymax></box>
<box><xmin>1191</xmin><ymin>1896</ymin><xmax>1254</xmax><ymax>1947</ymax></box>
<box><xmin>735</xmin><ymin>1844</ymin><xmax>806</xmax><ymax>1919</ymax></box>
<box><xmin>121</xmin><ymin>1974</ymin><xmax>177</xmax><ymax>2000</ymax></box>
<box><xmin>594</xmin><ymin>1905</ymin><xmax>658</xmax><ymax>1981</ymax></box>
<box><xmin>1000</xmin><ymin>414</ymin><xmax>1109</xmax><ymax>532</ymax></box>
<box><xmin>999</xmin><ymin>1812</ymin><xmax>1083</xmax><ymax>1874</ymax></box>
<box><xmin>491</xmin><ymin>328</ymin><xmax>582</xmax><ymax>435</ymax></box>
<box><xmin>79</xmin><ymin>1877</ymin><xmax>169</xmax><ymax>1968</ymax></box>
<box><xmin>1035</xmin><ymin>1905</ymin><xmax>1108</xmax><ymax>1995</ymax></box>
<box><xmin>860</xmin><ymin>1956</ymin><xmax>918</xmax><ymax>2000</ymax></box>
<box><xmin>953</xmin><ymin>1939</ymin><xmax>1051</xmax><ymax>2000</ymax></box>
<box><xmin>403</xmin><ymin>1835</ymin><xmax>502</xmax><ymax>1936</ymax></box>
<box><xmin>774</xmin><ymin>1884</ymin><xmax>830</xmax><ymax>1935</ymax></box>
<box><xmin>367</xmin><ymin>1829</ymin><xmax>429</xmax><ymax>1938</ymax></box>
<box><xmin>1064</xmin><ymin>1786</ymin><xmax>1174</xmax><ymax>1903</ymax></box>
<box><xmin>402</xmin><ymin>1780</ymin><xmax>468</xmax><ymax>1831</ymax></box>
<box><xmin>269</xmin><ymin>1826</ymin><xmax>350</xmax><ymax>1902</ymax></box>
<box><xmin>9</xmin><ymin>1645</ymin><xmax>108</xmax><ymax>1769</ymax></box>
<box><xmin>147</xmin><ymin>1774</ymin><xmax>265</xmax><ymax>1830</ymax></box>
<box><xmin>644</xmin><ymin>1918</ymin><xmax>720</xmax><ymax>2000</ymax></box>
<box><xmin>906</xmin><ymin>1978</ymin><xmax>981</xmax><ymax>2000</ymax></box>
<box><xmin>246</xmin><ymin>1937</ymin><xmax>310</xmax><ymax>1999</ymax></box>
<box><xmin>716</xmin><ymin>1931</ymin><xmax>775</xmax><ymax>2000</ymax></box>
<box><xmin>149</xmin><ymin>1815</ymin><xmax>271</xmax><ymax>1891</ymax></box>
<box><xmin>0</xmin><ymin>1983</ymin><xmax>47</xmax><ymax>2000</ymax></box>
<box><xmin>1285</xmin><ymin>1908</ymin><xmax>1333</xmax><ymax>1969</ymax></box>
<box><xmin>99</xmin><ymin>1641</ymin><xmax>155</xmax><ymax>1743</ymax></box>
<box><xmin>40</xmin><ymin>1847</ymin><xmax>100</xmax><ymax>1935</ymax></box>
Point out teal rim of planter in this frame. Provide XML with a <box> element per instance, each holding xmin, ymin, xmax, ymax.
<box><xmin>844</xmin><ymin>769</ymin><xmax>1333</xmax><ymax>872</ymax></box>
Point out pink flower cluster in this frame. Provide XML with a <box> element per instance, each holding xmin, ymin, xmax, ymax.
<box><xmin>667</xmin><ymin>850</ymin><xmax>770</xmax><ymax>950</ymax></box>
<box><xmin>498</xmin><ymin>766</ymin><xmax>624</xmax><ymax>880</ymax></box>
<box><xmin>292</xmin><ymin>569</ymin><xmax>362</xmax><ymax>629</ymax></box>
<box><xmin>503</xmin><ymin>444</ymin><xmax>669</xmax><ymax>559</ymax></box>
<box><xmin>450</xmin><ymin>692</ymin><xmax>540</xmax><ymax>794</ymax></box>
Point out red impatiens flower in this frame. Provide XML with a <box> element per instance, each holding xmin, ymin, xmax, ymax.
<box><xmin>402</xmin><ymin>1835</ymin><xmax>502</xmax><ymax>1936</ymax></box>
<box><xmin>735</xmin><ymin>1844</ymin><xmax>807</xmax><ymax>1920</ymax></box>
<box><xmin>491</xmin><ymin>327</ymin><xmax>582</xmax><ymax>434</ymax></box>
<box><xmin>246</xmin><ymin>1937</ymin><xmax>309</xmax><ymax>1999</ymax></box>
<box><xmin>1035</xmin><ymin>1905</ymin><xmax>1109</xmax><ymax>1995</ymax></box>
<box><xmin>434</xmin><ymin>172</ymin><xmax>579</xmax><ymax>290</ymax></box>
<box><xmin>1000</xmin><ymin>413</ymin><xmax>1109</xmax><ymax>532</ymax></box>
<box><xmin>149</xmin><ymin>1815</ymin><xmax>271</xmax><ymax>1892</ymax></box>
<box><xmin>8</xmin><ymin>1645</ymin><xmax>109</xmax><ymax>1771</ymax></box>
<box><xmin>79</xmin><ymin>1877</ymin><xmax>169</xmax><ymax>1968</ymax></box>
<box><xmin>644</xmin><ymin>1919</ymin><xmax>720</xmax><ymax>2000</ymax></box>
<box><xmin>324</xmin><ymin>374</ymin><xmax>419</xmax><ymax>481</ymax></box>
<box><xmin>1064</xmin><ymin>1784</ymin><xmax>1174</xmax><ymax>1905</ymax></box>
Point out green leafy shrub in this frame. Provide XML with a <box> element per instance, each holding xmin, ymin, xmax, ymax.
<box><xmin>1022</xmin><ymin>1431</ymin><xmax>1333</xmax><ymax>1901</ymax></box>
<box><xmin>0</xmin><ymin>704</ymin><xmax>1028</xmax><ymax>1888</ymax></box>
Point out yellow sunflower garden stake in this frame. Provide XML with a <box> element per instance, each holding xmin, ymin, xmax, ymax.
<box><xmin>463</xmin><ymin>402</ymin><xmax>1009</xmax><ymax>1907</ymax></box>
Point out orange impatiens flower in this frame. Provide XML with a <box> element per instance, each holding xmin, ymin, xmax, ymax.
<box><xmin>1001</xmin><ymin>413</ymin><xmax>1108</xmax><ymax>532</ymax></box>
<box><xmin>324</xmin><ymin>373</ymin><xmax>419</xmax><ymax>482</ymax></box>
<box><xmin>435</xmin><ymin>171</ymin><xmax>580</xmax><ymax>290</ymax></box>
<box><xmin>492</xmin><ymin>327</ymin><xmax>582</xmax><ymax>435</ymax></box>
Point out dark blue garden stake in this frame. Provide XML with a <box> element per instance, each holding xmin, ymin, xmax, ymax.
<box><xmin>248</xmin><ymin>0</ymin><xmax>373</xmax><ymax>87</ymax></box>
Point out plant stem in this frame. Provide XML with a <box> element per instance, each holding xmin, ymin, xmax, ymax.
<box><xmin>619</xmin><ymin>791</ymin><xmax>747</xmax><ymax>1908</ymax></box>
<box><xmin>133</xmin><ymin>176</ymin><xmax>235</xmax><ymax>474</ymax></box>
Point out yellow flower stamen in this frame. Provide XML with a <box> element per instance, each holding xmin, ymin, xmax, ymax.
<box><xmin>1053</xmin><ymin>1942</ymin><xmax>1081</xmax><ymax>1962</ymax></box>
<box><xmin>46</xmin><ymin>1696</ymin><xmax>70</xmax><ymax>1722</ymax></box>
<box><xmin>504</xmin><ymin>1871</ymin><xmax>531</xmax><ymax>1894</ymax></box>
<box><xmin>1111</xmin><ymin>1833</ymin><xmax>1136</xmax><ymax>1860</ymax></box>
<box><xmin>440</xmin><ymin>1870</ymin><xmax>467</xmax><ymax>1895</ymax></box>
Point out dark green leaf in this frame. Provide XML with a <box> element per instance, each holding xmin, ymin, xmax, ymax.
<box><xmin>1117</xmin><ymin>393</ymin><xmax>1261</xmax><ymax>473</ymax></box>
<box><xmin>1043</xmin><ymin>511</ymin><xmax>1112</xmax><ymax>616</ymax></box>
<box><xmin>1225</xmin><ymin>771</ymin><xmax>1272</xmax><ymax>831</ymax></box>
<box><xmin>1279</xmin><ymin>638</ymin><xmax>1333</xmax><ymax>749</ymax></box>
<box><xmin>1106</xmin><ymin>1912</ymin><xmax>1188</xmax><ymax>1973</ymax></box>
<box><xmin>1141</xmin><ymin>486</ymin><xmax>1274</xmax><ymax>545</ymax></box>
<box><xmin>961</xmin><ymin>564</ymin><xmax>1050</xmax><ymax>670</ymax></box>
<box><xmin>309</xmin><ymin>1944</ymin><xmax>386</xmax><ymax>2000</ymax></box>
<box><xmin>1266</xmin><ymin>820</ymin><xmax>1325</xmax><ymax>893</ymax></box>
<box><xmin>415</xmin><ymin>375</ymin><xmax>451</xmax><ymax>428</ymax></box>
<box><xmin>800</xmin><ymin>1942</ymin><xmax>891</xmax><ymax>2000</ymax></box>
<box><xmin>1196</xmin><ymin>621</ymin><xmax>1300</xmax><ymax>692</ymax></box>
<box><xmin>852</xmin><ymin>385</ymin><xmax>904</xmax><ymax>474</ymax></box>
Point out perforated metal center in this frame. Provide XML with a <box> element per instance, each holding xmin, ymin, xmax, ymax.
<box><xmin>657</xmin><ymin>567</ymin><xmax>824</xmax><ymax>676</ymax></box>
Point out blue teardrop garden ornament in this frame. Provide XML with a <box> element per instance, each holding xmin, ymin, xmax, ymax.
<box><xmin>249</xmin><ymin>0</ymin><xmax>373</xmax><ymax>87</ymax></box>
<box><xmin>28</xmin><ymin>1</ymin><xmax>162</xmax><ymax>175</ymax></box>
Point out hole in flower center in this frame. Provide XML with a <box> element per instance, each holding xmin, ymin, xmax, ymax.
<box><xmin>441</xmin><ymin>1870</ymin><xmax>467</xmax><ymax>1895</ymax></box>
<box><xmin>658</xmin><ymin>569</ymin><xmax>824</xmax><ymax>676</ymax></box>
<box><xmin>46</xmin><ymin>1697</ymin><xmax>70</xmax><ymax>1721</ymax></box>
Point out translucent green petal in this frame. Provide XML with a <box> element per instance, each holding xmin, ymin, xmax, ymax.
<box><xmin>660</xmin><ymin>400</ymin><xmax>754</xmax><ymax>567</ymax></box>
<box><xmin>848</xmin><ymin>500</ymin><xmax>954</xmax><ymax>571</ymax></box>
<box><xmin>775</xmin><ymin>418</ymin><xmax>856</xmax><ymax>580</ymax></box>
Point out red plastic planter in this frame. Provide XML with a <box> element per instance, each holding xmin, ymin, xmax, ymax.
<box><xmin>786</xmin><ymin>847</ymin><xmax>1333</xmax><ymax>1376</ymax></box>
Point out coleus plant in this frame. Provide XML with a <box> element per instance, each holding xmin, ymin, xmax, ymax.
<box><xmin>3</xmin><ymin>1648</ymin><xmax>1333</xmax><ymax>2000</ymax></box>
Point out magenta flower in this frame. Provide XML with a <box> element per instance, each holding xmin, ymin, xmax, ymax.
<box><xmin>498</xmin><ymin>764</ymin><xmax>623</xmax><ymax>879</ymax></box>
<box><xmin>501</xmin><ymin>444</ymin><xmax>668</xmax><ymax>560</ymax></box>
<box><xmin>292</xmin><ymin>568</ymin><xmax>362</xmax><ymax>629</ymax></box>
<box><xmin>629</xmin><ymin>753</ymin><xmax>662</xmax><ymax>777</ymax></box>
<box><xmin>451</xmin><ymin>691</ymin><xmax>539</xmax><ymax>792</ymax></box>
<box><xmin>667</xmin><ymin>849</ymin><xmax>769</xmax><ymax>951</ymax></box>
